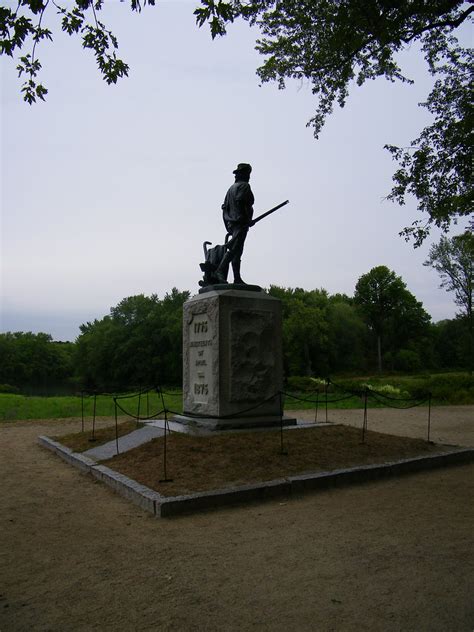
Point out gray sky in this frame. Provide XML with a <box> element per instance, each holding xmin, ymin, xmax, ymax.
<box><xmin>1</xmin><ymin>1</ymin><xmax>468</xmax><ymax>341</ymax></box>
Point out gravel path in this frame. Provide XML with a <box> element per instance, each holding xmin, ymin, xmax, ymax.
<box><xmin>1</xmin><ymin>408</ymin><xmax>473</xmax><ymax>632</ymax></box>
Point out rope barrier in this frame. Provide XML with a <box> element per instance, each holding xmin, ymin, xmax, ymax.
<box><xmin>367</xmin><ymin>390</ymin><xmax>428</xmax><ymax>403</ymax></box>
<box><xmin>282</xmin><ymin>391</ymin><xmax>355</xmax><ymax>405</ymax></box>
<box><xmin>83</xmin><ymin>380</ymin><xmax>433</xmax><ymax>455</ymax></box>
<box><xmin>80</xmin><ymin>380</ymin><xmax>435</xmax><ymax>484</ymax></box>
<box><xmin>113</xmin><ymin>387</ymin><xmax>155</xmax><ymax>400</ymax></box>
<box><xmin>327</xmin><ymin>378</ymin><xmax>430</xmax><ymax>406</ymax></box>
<box><xmin>327</xmin><ymin>379</ymin><xmax>365</xmax><ymax>397</ymax></box>
<box><xmin>369</xmin><ymin>391</ymin><xmax>429</xmax><ymax>410</ymax></box>
<box><xmin>113</xmin><ymin>397</ymin><xmax>165</xmax><ymax>421</ymax></box>
<box><xmin>165</xmin><ymin>391</ymin><xmax>282</xmax><ymax>421</ymax></box>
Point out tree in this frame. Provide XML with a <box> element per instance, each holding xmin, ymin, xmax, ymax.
<box><xmin>5</xmin><ymin>3</ymin><xmax>472</xmax><ymax>245</ymax></box>
<box><xmin>1</xmin><ymin>0</ymin><xmax>155</xmax><ymax>103</ymax></box>
<box><xmin>433</xmin><ymin>317</ymin><xmax>471</xmax><ymax>369</ymax></box>
<box><xmin>75</xmin><ymin>289</ymin><xmax>189</xmax><ymax>390</ymax></box>
<box><xmin>385</xmin><ymin>47</ymin><xmax>473</xmax><ymax>246</ymax></box>
<box><xmin>195</xmin><ymin>0</ymin><xmax>473</xmax><ymax>245</ymax></box>
<box><xmin>424</xmin><ymin>231</ymin><xmax>474</xmax><ymax>371</ymax></box>
<box><xmin>354</xmin><ymin>265</ymin><xmax>430</xmax><ymax>372</ymax></box>
<box><xmin>268</xmin><ymin>286</ymin><xmax>372</xmax><ymax>376</ymax></box>
<box><xmin>0</xmin><ymin>331</ymin><xmax>75</xmax><ymax>391</ymax></box>
<box><xmin>326</xmin><ymin>298</ymin><xmax>369</xmax><ymax>374</ymax></box>
<box><xmin>382</xmin><ymin>288</ymin><xmax>433</xmax><ymax>371</ymax></box>
<box><xmin>268</xmin><ymin>286</ymin><xmax>329</xmax><ymax>376</ymax></box>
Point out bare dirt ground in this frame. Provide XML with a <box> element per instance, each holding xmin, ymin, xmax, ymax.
<box><xmin>1</xmin><ymin>407</ymin><xmax>473</xmax><ymax>632</ymax></box>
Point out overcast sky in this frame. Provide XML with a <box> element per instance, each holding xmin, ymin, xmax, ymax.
<box><xmin>1</xmin><ymin>1</ymin><xmax>469</xmax><ymax>341</ymax></box>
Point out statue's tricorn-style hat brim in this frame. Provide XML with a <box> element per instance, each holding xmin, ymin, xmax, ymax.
<box><xmin>233</xmin><ymin>163</ymin><xmax>252</xmax><ymax>174</ymax></box>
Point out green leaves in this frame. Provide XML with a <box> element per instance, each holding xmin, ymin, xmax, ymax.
<box><xmin>354</xmin><ymin>266</ymin><xmax>431</xmax><ymax>372</ymax></box>
<box><xmin>0</xmin><ymin>332</ymin><xmax>75</xmax><ymax>388</ymax></box>
<box><xmin>194</xmin><ymin>0</ymin><xmax>472</xmax><ymax>246</ymax></box>
<box><xmin>386</xmin><ymin>45</ymin><xmax>473</xmax><ymax>246</ymax></box>
<box><xmin>194</xmin><ymin>1</ymin><xmax>236</xmax><ymax>38</ymax></box>
<box><xmin>17</xmin><ymin>54</ymin><xmax>48</xmax><ymax>103</ymax></box>
<box><xmin>2</xmin><ymin>0</ymin><xmax>150</xmax><ymax>102</ymax></box>
<box><xmin>0</xmin><ymin>10</ymin><xmax>34</xmax><ymax>56</ymax></box>
<box><xmin>424</xmin><ymin>232</ymin><xmax>474</xmax><ymax>371</ymax></box>
<box><xmin>425</xmin><ymin>233</ymin><xmax>474</xmax><ymax>316</ymax></box>
<box><xmin>82</xmin><ymin>23</ymin><xmax>129</xmax><ymax>84</ymax></box>
<box><xmin>76</xmin><ymin>290</ymin><xmax>191</xmax><ymax>390</ymax></box>
<box><xmin>61</xmin><ymin>7</ymin><xmax>86</xmax><ymax>35</ymax></box>
<box><xmin>196</xmin><ymin>0</ymin><xmax>465</xmax><ymax>136</ymax></box>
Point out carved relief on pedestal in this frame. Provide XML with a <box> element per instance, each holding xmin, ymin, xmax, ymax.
<box><xmin>229</xmin><ymin>309</ymin><xmax>276</xmax><ymax>402</ymax></box>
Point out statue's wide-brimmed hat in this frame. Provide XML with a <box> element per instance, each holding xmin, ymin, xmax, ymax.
<box><xmin>233</xmin><ymin>163</ymin><xmax>252</xmax><ymax>174</ymax></box>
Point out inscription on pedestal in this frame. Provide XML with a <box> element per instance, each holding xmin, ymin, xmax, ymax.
<box><xmin>189</xmin><ymin>313</ymin><xmax>213</xmax><ymax>405</ymax></box>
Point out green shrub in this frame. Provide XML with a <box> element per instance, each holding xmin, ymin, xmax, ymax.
<box><xmin>330</xmin><ymin>378</ymin><xmax>366</xmax><ymax>395</ymax></box>
<box><xmin>0</xmin><ymin>384</ymin><xmax>20</xmax><ymax>394</ymax></box>
<box><xmin>364</xmin><ymin>383</ymin><xmax>408</xmax><ymax>398</ymax></box>
<box><xmin>286</xmin><ymin>376</ymin><xmax>327</xmax><ymax>392</ymax></box>
<box><xmin>424</xmin><ymin>374</ymin><xmax>474</xmax><ymax>403</ymax></box>
<box><xmin>393</xmin><ymin>349</ymin><xmax>422</xmax><ymax>373</ymax></box>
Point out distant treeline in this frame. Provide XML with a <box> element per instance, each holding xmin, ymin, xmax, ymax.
<box><xmin>0</xmin><ymin>278</ymin><xmax>472</xmax><ymax>394</ymax></box>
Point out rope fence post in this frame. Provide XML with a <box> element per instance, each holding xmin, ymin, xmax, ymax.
<box><xmin>81</xmin><ymin>391</ymin><xmax>84</xmax><ymax>433</ymax></box>
<box><xmin>136</xmin><ymin>389</ymin><xmax>142</xmax><ymax>428</ymax></box>
<box><xmin>427</xmin><ymin>392</ymin><xmax>432</xmax><ymax>442</ymax></box>
<box><xmin>146</xmin><ymin>390</ymin><xmax>150</xmax><ymax>418</ymax></box>
<box><xmin>89</xmin><ymin>392</ymin><xmax>97</xmax><ymax>442</ymax></box>
<box><xmin>279</xmin><ymin>391</ymin><xmax>288</xmax><ymax>455</ymax></box>
<box><xmin>115</xmin><ymin>399</ymin><xmax>119</xmax><ymax>455</ymax></box>
<box><xmin>159</xmin><ymin>408</ymin><xmax>173</xmax><ymax>483</ymax></box>
<box><xmin>314</xmin><ymin>390</ymin><xmax>319</xmax><ymax>423</ymax></box>
<box><xmin>361</xmin><ymin>387</ymin><xmax>368</xmax><ymax>444</ymax></box>
<box><xmin>159</xmin><ymin>389</ymin><xmax>173</xmax><ymax>482</ymax></box>
<box><xmin>325</xmin><ymin>379</ymin><xmax>329</xmax><ymax>423</ymax></box>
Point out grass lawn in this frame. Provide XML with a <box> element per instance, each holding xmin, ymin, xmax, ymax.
<box><xmin>102</xmin><ymin>424</ymin><xmax>448</xmax><ymax>497</ymax></box>
<box><xmin>0</xmin><ymin>390</ymin><xmax>182</xmax><ymax>421</ymax></box>
<box><xmin>1</xmin><ymin>373</ymin><xmax>472</xmax><ymax>420</ymax></box>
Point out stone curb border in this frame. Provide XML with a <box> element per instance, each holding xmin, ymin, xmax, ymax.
<box><xmin>38</xmin><ymin>435</ymin><xmax>474</xmax><ymax>518</ymax></box>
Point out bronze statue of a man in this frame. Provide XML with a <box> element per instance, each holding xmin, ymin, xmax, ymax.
<box><xmin>216</xmin><ymin>162</ymin><xmax>254</xmax><ymax>284</ymax></box>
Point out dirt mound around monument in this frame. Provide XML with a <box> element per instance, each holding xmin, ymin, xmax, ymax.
<box><xmin>102</xmin><ymin>424</ymin><xmax>450</xmax><ymax>497</ymax></box>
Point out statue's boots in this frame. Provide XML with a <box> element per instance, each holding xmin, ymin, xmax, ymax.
<box><xmin>215</xmin><ymin>251</ymin><xmax>232</xmax><ymax>284</ymax></box>
<box><xmin>232</xmin><ymin>259</ymin><xmax>246</xmax><ymax>285</ymax></box>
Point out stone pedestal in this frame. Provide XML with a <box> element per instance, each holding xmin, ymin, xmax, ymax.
<box><xmin>179</xmin><ymin>288</ymin><xmax>285</xmax><ymax>429</ymax></box>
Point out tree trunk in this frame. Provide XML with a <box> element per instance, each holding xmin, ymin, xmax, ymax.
<box><xmin>303</xmin><ymin>341</ymin><xmax>312</xmax><ymax>376</ymax></box>
<box><xmin>377</xmin><ymin>334</ymin><xmax>383</xmax><ymax>373</ymax></box>
<box><xmin>468</xmin><ymin>310</ymin><xmax>473</xmax><ymax>376</ymax></box>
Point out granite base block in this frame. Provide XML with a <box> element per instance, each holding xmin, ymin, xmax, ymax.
<box><xmin>172</xmin><ymin>414</ymin><xmax>297</xmax><ymax>431</ymax></box>
<box><xmin>183</xmin><ymin>289</ymin><xmax>284</xmax><ymax>422</ymax></box>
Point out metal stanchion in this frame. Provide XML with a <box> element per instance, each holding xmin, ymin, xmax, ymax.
<box><xmin>89</xmin><ymin>392</ymin><xmax>97</xmax><ymax>442</ymax></box>
<box><xmin>427</xmin><ymin>393</ymin><xmax>432</xmax><ymax>442</ymax></box>
<box><xmin>115</xmin><ymin>399</ymin><xmax>120</xmax><ymax>455</ymax></box>
<box><xmin>361</xmin><ymin>387</ymin><xmax>368</xmax><ymax>444</ymax></box>
<box><xmin>136</xmin><ymin>389</ymin><xmax>142</xmax><ymax>428</ymax></box>
<box><xmin>159</xmin><ymin>389</ymin><xmax>173</xmax><ymax>482</ymax></box>
<box><xmin>279</xmin><ymin>391</ymin><xmax>288</xmax><ymax>455</ymax></box>
<box><xmin>325</xmin><ymin>380</ymin><xmax>329</xmax><ymax>423</ymax></box>
<box><xmin>159</xmin><ymin>409</ymin><xmax>173</xmax><ymax>483</ymax></box>
<box><xmin>81</xmin><ymin>391</ymin><xmax>84</xmax><ymax>433</ymax></box>
<box><xmin>314</xmin><ymin>391</ymin><xmax>319</xmax><ymax>423</ymax></box>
